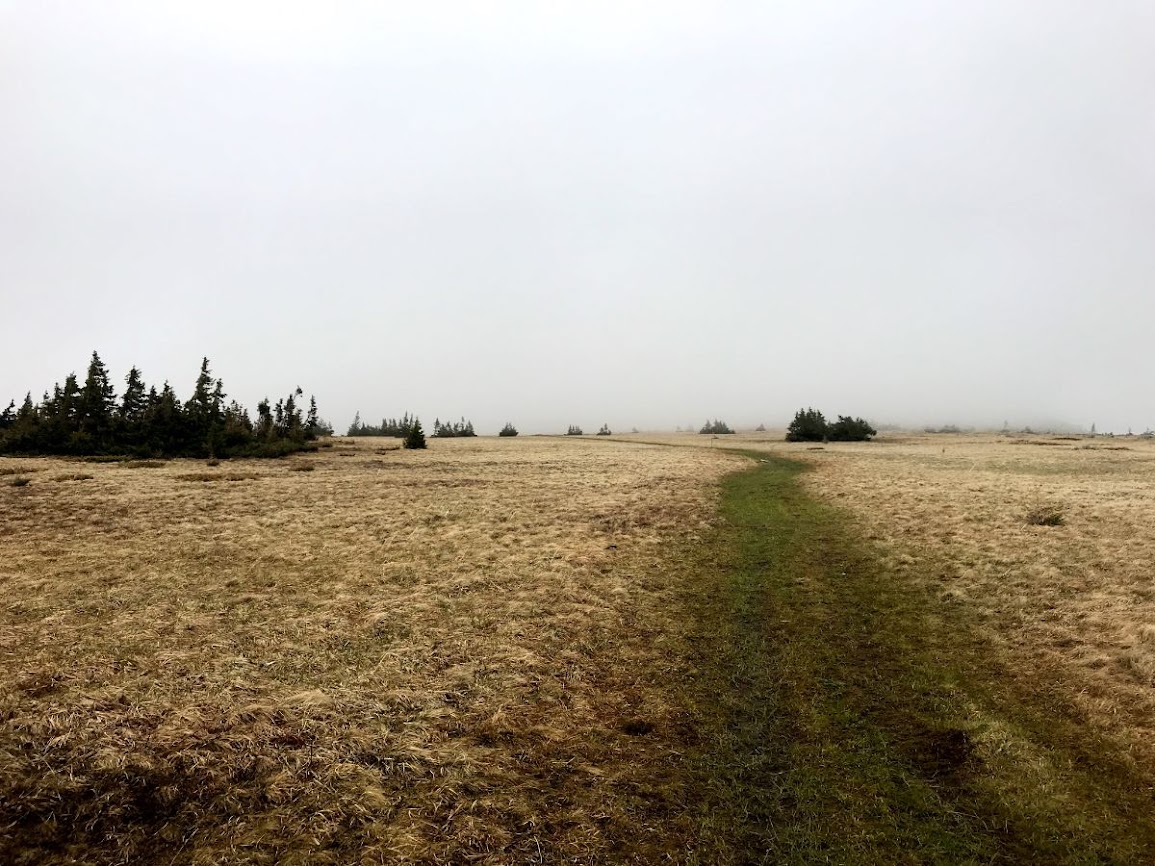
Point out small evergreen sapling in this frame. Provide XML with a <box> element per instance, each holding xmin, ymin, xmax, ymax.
<box><xmin>404</xmin><ymin>418</ymin><xmax>427</xmax><ymax>449</ymax></box>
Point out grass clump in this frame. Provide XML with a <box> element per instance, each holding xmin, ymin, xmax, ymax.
<box><xmin>175</xmin><ymin>472</ymin><xmax>259</xmax><ymax>483</ymax></box>
<box><xmin>0</xmin><ymin>465</ymin><xmax>38</xmax><ymax>476</ymax></box>
<box><xmin>7</xmin><ymin>476</ymin><xmax>30</xmax><ymax>487</ymax></box>
<box><xmin>1026</xmin><ymin>503</ymin><xmax>1065</xmax><ymax>526</ymax></box>
<box><xmin>53</xmin><ymin>473</ymin><xmax>93</xmax><ymax>482</ymax></box>
<box><xmin>122</xmin><ymin>460</ymin><xmax>167</xmax><ymax>469</ymax></box>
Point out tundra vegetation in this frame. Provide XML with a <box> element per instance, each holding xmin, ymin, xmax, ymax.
<box><xmin>3</xmin><ymin>431</ymin><xmax>1155</xmax><ymax>863</ymax></box>
<box><xmin>0</xmin><ymin>352</ymin><xmax>324</xmax><ymax>459</ymax></box>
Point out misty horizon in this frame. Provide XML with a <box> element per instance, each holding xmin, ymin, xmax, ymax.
<box><xmin>0</xmin><ymin>349</ymin><xmax>1131</xmax><ymax>437</ymax></box>
<box><xmin>3</xmin><ymin>3</ymin><xmax>1153</xmax><ymax>436</ymax></box>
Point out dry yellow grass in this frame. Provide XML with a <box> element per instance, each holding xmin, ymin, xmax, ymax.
<box><xmin>802</xmin><ymin>434</ymin><xmax>1155</xmax><ymax>756</ymax></box>
<box><xmin>632</xmin><ymin>429</ymin><xmax>1155</xmax><ymax>768</ymax></box>
<box><xmin>0</xmin><ymin>438</ymin><xmax>735</xmax><ymax>864</ymax></box>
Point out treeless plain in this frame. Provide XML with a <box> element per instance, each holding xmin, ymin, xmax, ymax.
<box><xmin>5</xmin><ymin>430</ymin><xmax>1155</xmax><ymax>862</ymax></box>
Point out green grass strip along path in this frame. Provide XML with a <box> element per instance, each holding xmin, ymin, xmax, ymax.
<box><xmin>681</xmin><ymin>451</ymin><xmax>1155</xmax><ymax>864</ymax></box>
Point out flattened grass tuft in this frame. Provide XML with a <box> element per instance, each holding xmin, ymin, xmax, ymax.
<box><xmin>1026</xmin><ymin>502</ymin><xmax>1065</xmax><ymax>526</ymax></box>
<box><xmin>1</xmin><ymin>465</ymin><xmax>40</xmax><ymax>476</ymax></box>
<box><xmin>175</xmin><ymin>472</ymin><xmax>259</xmax><ymax>482</ymax></box>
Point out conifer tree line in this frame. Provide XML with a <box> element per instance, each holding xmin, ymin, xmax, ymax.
<box><xmin>0</xmin><ymin>352</ymin><xmax>328</xmax><ymax>458</ymax></box>
<box><xmin>346</xmin><ymin>412</ymin><xmax>419</xmax><ymax>438</ymax></box>
<box><xmin>700</xmin><ymin>419</ymin><xmax>735</xmax><ymax>434</ymax></box>
<box><xmin>431</xmin><ymin>417</ymin><xmax>476</xmax><ymax>438</ymax></box>
<box><xmin>346</xmin><ymin>413</ymin><xmax>477</xmax><ymax>438</ymax></box>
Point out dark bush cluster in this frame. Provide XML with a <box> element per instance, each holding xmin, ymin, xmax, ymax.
<box><xmin>499</xmin><ymin>423</ymin><xmax>518</xmax><ymax>437</ymax></box>
<box><xmin>829</xmin><ymin>416</ymin><xmax>878</xmax><ymax>441</ymax></box>
<box><xmin>431</xmin><ymin>417</ymin><xmax>476</xmax><ymax>438</ymax></box>
<box><xmin>597</xmin><ymin>424</ymin><xmax>612</xmax><ymax>436</ymax></box>
<box><xmin>700</xmin><ymin>419</ymin><xmax>734</xmax><ymax>434</ymax></box>
<box><xmin>566</xmin><ymin>425</ymin><xmax>583</xmax><ymax>436</ymax></box>
<box><xmin>786</xmin><ymin>408</ymin><xmax>876</xmax><ymax>442</ymax></box>
<box><xmin>0</xmin><ymin>352</ymin><xmax>324</xmax><ymax>458</ymax></box>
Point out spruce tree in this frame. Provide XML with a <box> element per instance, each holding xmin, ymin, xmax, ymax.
<box><xmin>60</xmin><ymin>374</ymin><xmax>81</xmax><ymax>425</ymax></box>
<box><xmin>187</xmin><ymin>358</ymin><xmax>214</xmax><ymax>419</ymax></box>
<box><xmin>306</xmin><ymin>396</ymin><xmax>319</xmax><ymax>438</ymax></box>
<box><xmin>404</xmin><ymin>417</ymin><xmax>427</xmax><ymax>449</ymax></box>
<box><xmin>80</xmin><ymin>351</ymin><xmax>116</xmax><ymax>443</ymax></box>
<box><xmin>785</xmin><ymin>408</ymin><xmax>828</xmax><ymax>442</ymax></box>
<box><xmin>185</xmin><ymin>358</ymin><xmax>217</xmax><ymax>452</ymax></box>
<box><xmin>256</xmin><ymin>399</ymin><xmax>274</xmax><ymax>439</ymax></box>
<box><xmin>120</xmin><ymin>367</ymin><xmax>148</xmax><ymax>424</ymax></box>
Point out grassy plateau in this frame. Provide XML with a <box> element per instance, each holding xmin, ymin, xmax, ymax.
<box><xmin>2</xmin><ymin>433</ymin><xmax>1153</xmax><ymax>863</ymax></box>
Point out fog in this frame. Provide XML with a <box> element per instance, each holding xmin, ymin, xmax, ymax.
<box><xmin>3</xmin><ymin>2</ymin><xmax>1153</xmax><ymax>434</ymax></box>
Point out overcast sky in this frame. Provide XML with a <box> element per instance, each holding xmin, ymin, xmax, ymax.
<box><xmin>2</xmin><ymin>2</ymin><xmax>1153</xmax><ymax>434</ymax></box>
